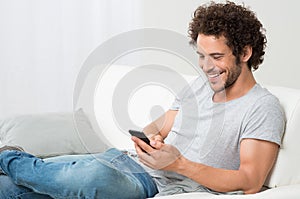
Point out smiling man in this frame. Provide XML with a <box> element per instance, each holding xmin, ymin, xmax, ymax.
<box><xmin>196</xmin><ymin>34</ymin><xmax>254</xmax><ymax>101</ymax></box>
<box><xmin>133</xmin><ymin>1</ymin><xmax>285</xmax><ymax>196</ymax></box>
<box><xmin>0</xmin><ymin>1</ymin><xmax>285</xmax><ymax>198</ymax></box>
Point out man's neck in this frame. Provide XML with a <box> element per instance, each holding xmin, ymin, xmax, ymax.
<box><xmin>213</xmin><ymin>67</ymin><xmax>256</xmax><ymax>103</ymax></box>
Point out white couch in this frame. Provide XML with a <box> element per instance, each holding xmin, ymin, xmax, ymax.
<box><xmin>1</xmin><ymin>65</ymin><xmax>300</xmax><ymax>198</ymax></box>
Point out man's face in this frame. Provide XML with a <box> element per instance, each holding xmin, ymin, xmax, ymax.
<box><xmin>196</xmin><ymin>34</ymin><xmax>241</xmax><ymax>93</ymax></box>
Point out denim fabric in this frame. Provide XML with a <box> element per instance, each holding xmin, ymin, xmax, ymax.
<box><xmin>0</xmin><ymin>148</ymin><xmax>158</xmax><ymax>199</ymax></box>
<box><xmin>0</xmin><ymin>175</ymin><xmax>52</xmax><ymax>199</ymax></box>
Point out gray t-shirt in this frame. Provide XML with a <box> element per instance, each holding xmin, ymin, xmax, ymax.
<box><xmin>144</xmin><ymin>77</ymin><xmax>285</xmax><ymax>195</ymax></box>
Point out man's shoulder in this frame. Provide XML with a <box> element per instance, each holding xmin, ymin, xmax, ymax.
<box><xmin>232</xmin><ymin>84</ymin><xmax>283</xmax><ymax>120</ymax></box>
<box><xmin>251</xmin><ymin>84</ymin><xmax>281</xmax><ymax>105</ymax></box>
<box><xmin>244</xmin><ymin>84</ymin><xmax>285</xmax><ymax>125</ymax></box>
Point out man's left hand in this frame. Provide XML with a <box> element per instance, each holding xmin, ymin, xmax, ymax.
<box><xmin>132</xmin><ymin>136</ymin><xmax>182</xmax><ymax>171</ymax></box>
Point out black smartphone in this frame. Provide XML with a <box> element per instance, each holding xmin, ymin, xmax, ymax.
<box><xmin>128</xmin><ymin>130</ymin><xmax>151</xmax><ymax>145</ymax></box>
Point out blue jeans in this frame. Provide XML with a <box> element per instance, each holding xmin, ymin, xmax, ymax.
<box><xmin>0</xmin><ymin>148</ymin><xmax>158</xmax><ymax>199</ymax></box>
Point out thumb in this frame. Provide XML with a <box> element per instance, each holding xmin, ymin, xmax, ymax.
<box><xmin>150</xmin><ymin>140</ymin><xmax>164</xmax><ymax>149</ymax></box>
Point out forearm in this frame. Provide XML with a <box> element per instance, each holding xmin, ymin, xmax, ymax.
<box><xmin>166</xmin><ymin>139</ymin><xmax>279</xmax><ymax>194</ymax></box>
<box><xmin>143</xmin><ymin>122</ymin><xmax>163</xmax><ymax>138</ymax></box>
<box><xmin>173</xmin><ymin>157</ymin><xmax>260</xmax><ymax>194</ymax></box>
<box><xmin>143</xmin><ymin>110</ymin><xmax>178</xmax><ymax>139</ymax></box>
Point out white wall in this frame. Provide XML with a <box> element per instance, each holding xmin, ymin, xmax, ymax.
<box><xmin>1</xmin><ymin>0</ymin><xmax>299</xmax><ymax>119</ymax></box>
<box><xmin>0</xmin><ymin>0</ymin><xmax>143</xmax><ymax>118</ymax></box>
<box><xmin>140</xmin><ymin>0</ymin><xmax>300</xmax><ymax>89</ymax></box>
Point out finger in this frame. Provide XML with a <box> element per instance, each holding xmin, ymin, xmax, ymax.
<box><xmin>134</xmin><ymin>144</ymin><xmax>156</xmax><ymax>168</ymax></box>
<box><xmin>132</xmin><ymin>138</ymin><xmax>158</xmax><ymax>167</ymax></box>
<box><xmin>133</xmin><ymin>143</ymin><xmax>145</xmax><ymax>157</ymax></box>
<box><xmin>131</xmin><ymin>136</ymin><xmax>155</xmax><ymax>154</ymax></box>
<box><xmin>153</xmin><ymin>135</ymin><xmax>164</xmax><ymax>142</ymax></box>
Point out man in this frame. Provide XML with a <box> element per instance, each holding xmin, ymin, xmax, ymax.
<box><xmin>0</xmin><ymin>1</ymin><xmax>284</xmax><ymax>198</ymax></box>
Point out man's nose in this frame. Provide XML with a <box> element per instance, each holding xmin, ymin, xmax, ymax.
<box><xmin>200</xmin><ymin>57</ymin><xmax>215</xmax><ymax>72</ymax></box>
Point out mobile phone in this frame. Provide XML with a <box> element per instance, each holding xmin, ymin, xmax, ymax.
<box><xmin>128</xmin><ymin>130</ymin><xmax>151</xmax><ymax>145</ymax></box>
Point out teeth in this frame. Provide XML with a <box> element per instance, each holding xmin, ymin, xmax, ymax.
<box><xmin>208</xmin><ymin>73</ymin><xmax>219</xmax><ymax>78</ymax></box>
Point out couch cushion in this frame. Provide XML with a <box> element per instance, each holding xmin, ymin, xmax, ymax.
<box><xmin>77</xmin><ymin>64</ymin><xmax>196</xmax><ymax>150</ymax></box>
<box><xmin>0</xmin><ymin>109</ymin><xmax>108</xmax><ymax>157</ymax></box>
<box><xmin>264</xmin><ymin>86</ymin><xmax>300</xmax><ymax>187</ymax></box>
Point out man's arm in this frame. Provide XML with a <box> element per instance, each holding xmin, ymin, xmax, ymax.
<box><xmin>133</xmin><ymin>137</ymin><xmax>279</xmax><ymax>194</ymax></box>
<box><xmin>142</xmin><ymin>110</ymin><xmax>178</xmax><ymax>140</ymax></box>
<box><xmin>167</xmin><ymin>139</ymin><xmax>278</xmax><ymax>194</ymax></box>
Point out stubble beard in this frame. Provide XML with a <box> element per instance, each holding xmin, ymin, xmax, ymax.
<box><xmin>211</xmin><ymin>64</ymin><xmax>242</xmax><ymax>94</ymax></box>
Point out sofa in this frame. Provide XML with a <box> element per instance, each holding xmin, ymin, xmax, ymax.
<box><xmin>1</xmin><ymin>65</ymin><xmax>300</xmax><ymax>198</ymax></box>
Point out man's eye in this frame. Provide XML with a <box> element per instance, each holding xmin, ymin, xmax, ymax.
<box><xmin>199</xmin><ymin>55</ymin><xmax>205</xmax><ymax>59</ymax></box>
<box><xmin>213</xmin><ymin>56</ymin><xmax>222</xmax><ymax>60</ymax></box>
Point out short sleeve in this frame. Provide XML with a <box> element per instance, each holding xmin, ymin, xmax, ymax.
<box><xmin>170</xmin><ymin>96</ymin><xmax>181</xmax><ymax>111</ymax></box>
<box><xmin>240</xmin><ymin>94</ymin><xmax>286</xmax><ymax>146</ymax></box>
<box><xmin>169</xmin><ymin>81</ymin><xmax>192</xmax><ymax>111</ymax></box>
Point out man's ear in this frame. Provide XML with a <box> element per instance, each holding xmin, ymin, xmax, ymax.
<box><xmin>240</xmin><ymin>45</ymin><xmax>252</xmax><ymax>62</ymax></box>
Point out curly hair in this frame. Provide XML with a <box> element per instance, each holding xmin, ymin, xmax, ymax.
<box><xmin>189</xmin><ymin>1</ymin><xmax>266</xmax><ymax>70</ymax></box>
